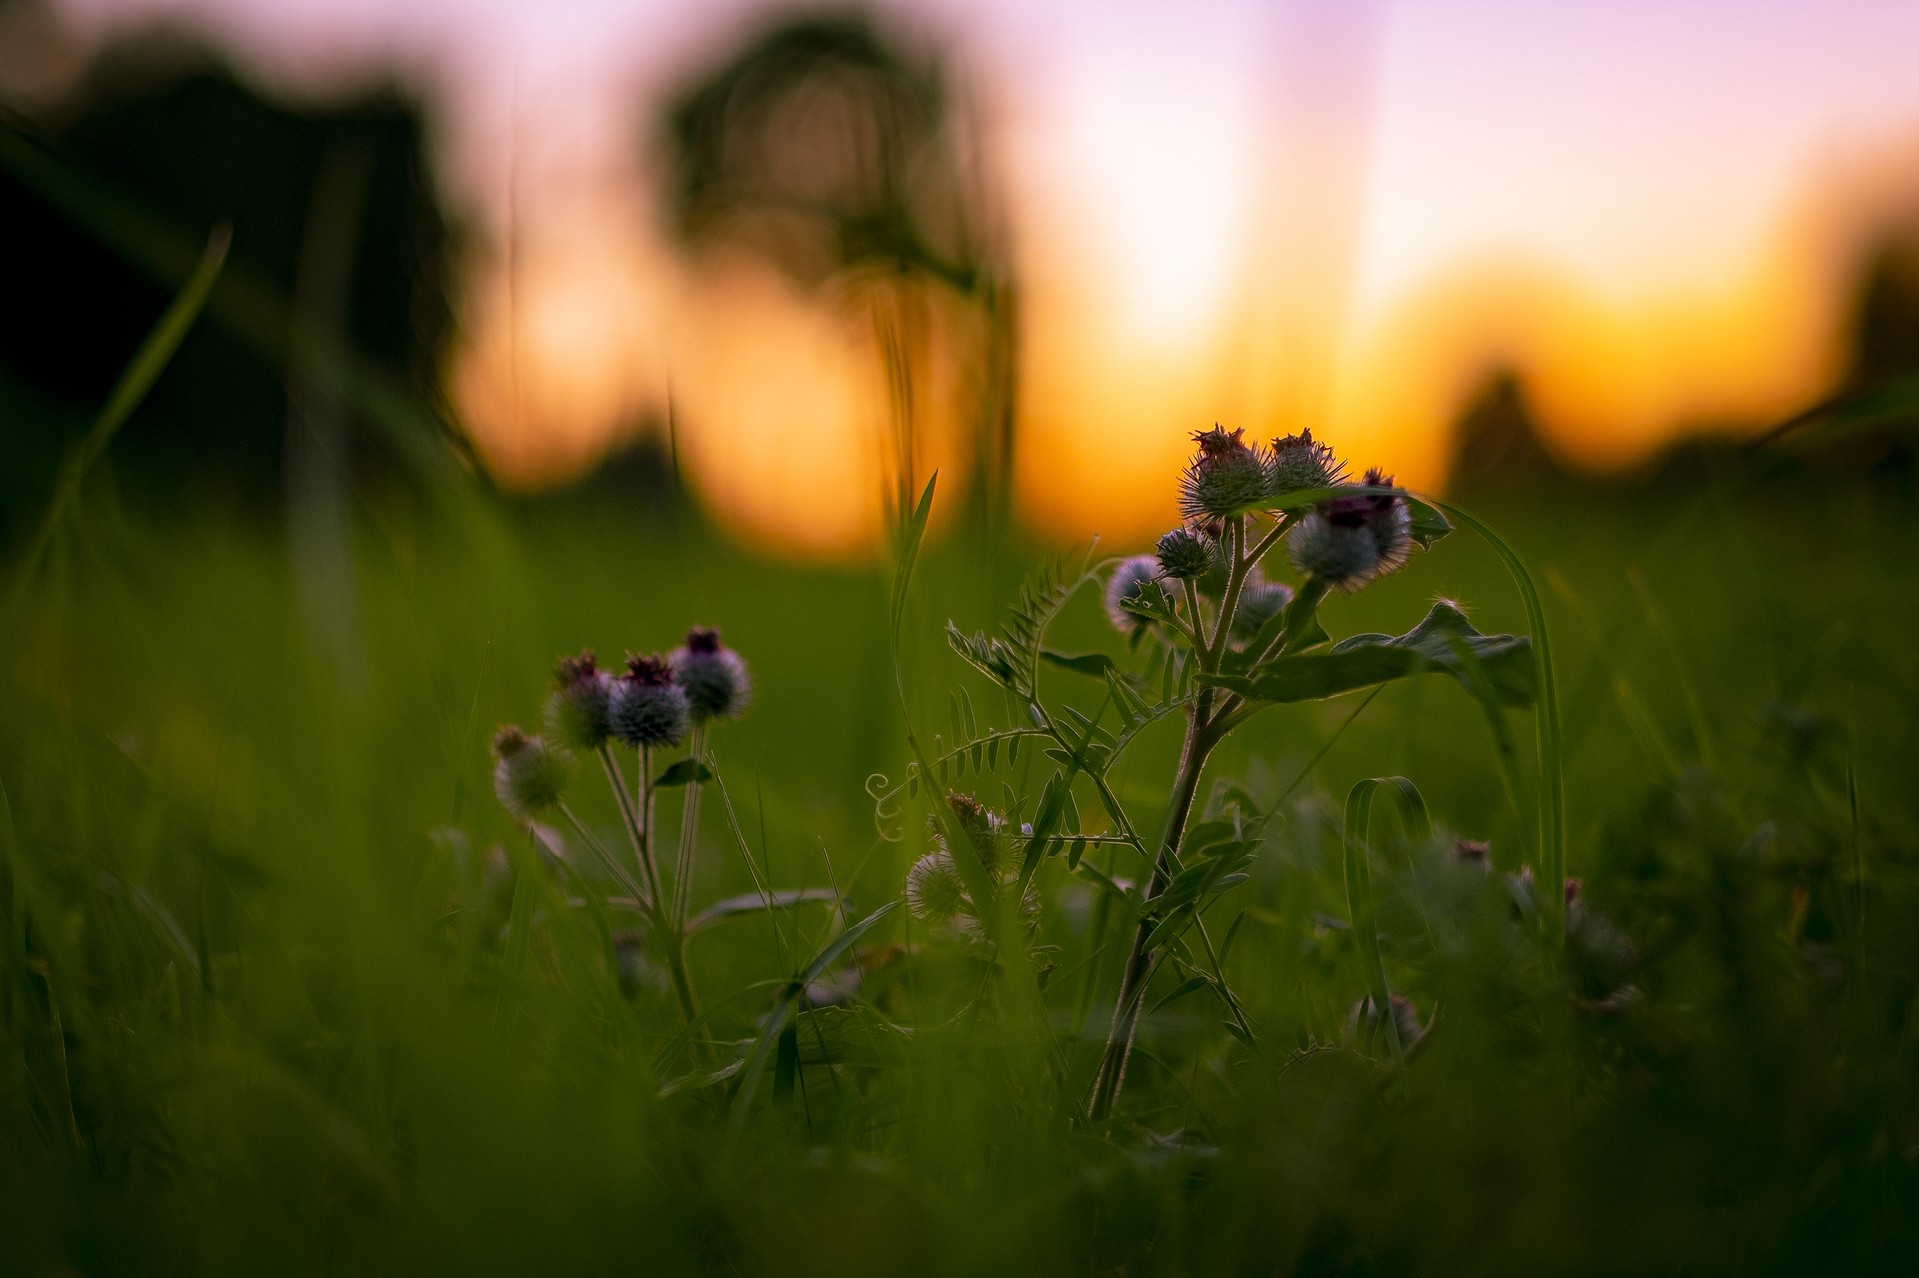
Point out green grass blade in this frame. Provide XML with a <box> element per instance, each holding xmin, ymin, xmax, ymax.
<box><xmin>1431</xmin><ymin>497</ymin><xmax>1566</xmax><ymax>936</ymax></box>
<box><xmin>9</xmin><ymin>225</ymin><xmax>229</xmax><ymax>621</ymax></box>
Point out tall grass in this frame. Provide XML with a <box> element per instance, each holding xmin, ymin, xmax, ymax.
<box><xmin>4</xmin><ymin>280</ymin><xmax>1919</xmax><ymax>1272</ymax></box>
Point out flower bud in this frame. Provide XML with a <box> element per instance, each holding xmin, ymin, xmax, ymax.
<box><xmin>612</xmin><ymin>928</ymin><xmax>669</xmax><ymax>998</ymax></box>
<box><xmin>1230</xmin><ymin>574</ymin><xmax>1295</xmax><ymax>641</ymax></box>
<box><xmin>1286</xmin><ymin>468</ymin><xmax>1413</xmax><ymax>591</ymax></box>
<box><xmin>905</xmin><ymin>850</ymin><xmax>967</xmax><ymax>924</ymax></box>
<box><xmin>492</xmin><ymin>726</ymin><xmax>573</xmax><ymax>820</ymax></box>
<box><xmin>1451</xmin><ymin>837</ymin><xmax>1492</xmax><ymax>871</ymax></box>
<box><xmin>670</xmin><ymin>627</ymin><xmax>752</xmax><ymax>723</ymax></box>
<box><xmin>544</xmin><ymin>650</ymin><xmax>614</xmax><ymax>749</ymax></box>
<box><xmin>609</xmin><ymin>655</ymin><xmax>691</xmax><ymax>748</ymax></box>
<box><xmin>1348</xmin><ymin>992</ymin><xmax>1425</xmax><ymax>1054</ymax></box>
<box><xmin>1179</xmin><ymin>425</ymin><xmax>1274</xmax><ymax>519</ymax></box>
<box><xmin>1154</xmin><ymin>527</ymin><xmax>1212</xmax><ymax>580</ymax></box>
<box><xmin>1104</xmin><ymin>555</ymin><xmax>1168</xmax><ymax>635</ymax></box>
<box><xmin>1190</xmin><ymin>520</ymin><xmax>1233</xmax><ymax>598</ymax></box>
<box><xmin>945</xmin><ymin>792</ymin><xmax>1013</xmax><ymax>873</ymax></box>
<box><xmin>1268</xmin><ymin>428</ymin><xmax>1345</xmax><ymax>496</ymax></box>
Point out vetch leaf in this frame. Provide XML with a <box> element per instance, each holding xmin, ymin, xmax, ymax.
<box><xmin>654</xmin><ymin>759</ymin><xmax>714</xmax><ymax>788</ymax></box>
<box><xmin>1041</xmin><ymin>649</ymin><xmax>1117</xmax><ymax>678</ymax></box>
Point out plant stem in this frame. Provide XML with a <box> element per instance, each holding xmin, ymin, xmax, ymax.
<box><xmin>663</xmin><ymin>926</ymin><xmax>702</xmax><ymax>1032</ymax></box>
<box><xmin>599</xmin><ymin>743</ymin><xmax>700</xmax><ymax>1032</ymax></box>
<box><xmin>1088</xmin><ymin>698</ymin><xmax>1217</xmax><ymax>1120</ymax></box>
<box><xmin>674</xmin><ymin>723</ymin><xmax>707</xmax><ymax>931</ymax></box>
<box><xmin>598</xmin><ymin>745</ymin><xmax>662</xmax><ymax>911</ymax></box>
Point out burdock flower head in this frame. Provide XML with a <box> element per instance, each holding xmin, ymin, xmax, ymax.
<box><xmin>1287</xmin><ymin>467</ymin><xmax>1414</xmax><ymax>591</ymax></box>
<box><xmin>544</xmin><ymin>650</ymin><xmax>614</xmax><ymax>749</ymax></box>
<box><xmin>670</xmin><ymin>627</ymin><xmax>751</xmax><ymax>723</ymax></box>
<box><xmin>1268</xmin><ymin>428</ymin><xmax>1345</xmax><ymax>496</ymax></box>
<box><xmin>1179</xmin><ymin>425</ymin><xmax>1273</xmax><ymax>520</ymax></box>
<box><xmin>905</xmin><ymin>849</ymin><xmax>967</xmax><ymax>925</ymax></box>
<box><xmin>1154</xmin><ymin>527</ymin><xmax>1213</xmax><ymax>580</ymax></box>
<box><xmin>1230</xmin><ymin>573</ymin><xmax>1296</xmax><ymax>641</ymax></box>
<box><xmin>1104</xmin><ymin>555</ymin><xmax>1168</xmax><ymax>636</ymax></box>
<box><xmin>609</xmin><ymin>655</ymin><xmax>690</xmax><ymax>748</ymax></box>
<box><xmin>492</xmin><ymin>726</ymin><xmax>573</xmax><ymax>820</ymax></box>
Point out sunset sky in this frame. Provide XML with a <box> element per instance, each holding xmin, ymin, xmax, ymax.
<box><xmin>20</xmin><ymin>0</ymin><xmax>1919</xmax><ymax>554</ymax></box>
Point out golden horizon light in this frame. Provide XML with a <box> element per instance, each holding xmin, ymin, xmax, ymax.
<box><xmin>19</xmin><ymin>0</ymin><xmax>1919</xmax><ymax>555</ymax></box>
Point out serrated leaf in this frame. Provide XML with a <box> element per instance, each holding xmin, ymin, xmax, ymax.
<box><xmin>1217</xmin><ymin>601</ymin><xmax>1534</xmax><ymax>707</ymax></box>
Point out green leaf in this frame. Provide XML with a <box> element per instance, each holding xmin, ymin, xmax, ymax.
<box><xmin>1216</xmin><ymin>601</ymin><xmax>1534</xmax><ymax>707</ymax></box>
<box><xmin>1407</xmin><ymin>496</ymin><xmax>1453</xmax><ymax>548</ymax></box>
<box><xmin>800</xmin><ymin>900</ymin><xmax>899</xmax><ymax>986</ymax></box>
<box><xmin>654</xmin><ymin>759</ymin><xmax>714</xmax><ymax>788</ymax></box>
<box><xmin>1219</xmin><ymin>486</ymin><xmax>1451</xmax><ymax>551</ymax></box>
<box><xmin>1148</xmin><ymin>975</ymin><xmax>1211</xmax><ymax>1015</ymax></box>
<box><xmin>1041</xmin><ymin>649</ymin><xmax>1117</xmax><ymax>678</ymax></box>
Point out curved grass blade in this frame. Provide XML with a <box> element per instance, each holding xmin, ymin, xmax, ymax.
<box><xmin>729</xmin><ymin>900</ymin><xmax>899</xmax><ymax>1130</ymax></box>
<box><xmin>1429</xmin><ymin>498</ymin><xmax>1566</xmax><ymax>937</ymax></box>
<box><xmin>1342</xmin><ymin>777</ymin><xmax>1430</xmax><ymax>1066</ymax></box>
<box><xmin>10</xmin><ymin>225</ymin><xmax>229</xmax><ymax>621</ymax></box>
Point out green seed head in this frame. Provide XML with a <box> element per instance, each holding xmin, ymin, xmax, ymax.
<box><xmin>1155</xmin><ymin>527</ymin><xmax>1213</xmax><ymax>580</ymax></box>
<box><xmin>492</xmin><ymin>726</ymin><xmax>574</xmax><ymax>820</ymax></box>
<box><xmin>1179</xmin><ymin>425</ymin><xmax>1273</xmax><ymax>519</ymax></box>
<box><xmin>1268</xmin><ymin>428</ymin><xmax>1345</xmax><ymax>496</ymax></box>
<box><xmin>905</xmin><ymin>850</ymin><xmax>967</xmax><ymax>924</ymax></box>
<box><xmin>670</xmin><ymin>627</ymin><xmax>752</xmax><ymax>723</ymax></box>
<box><xmin>609</xmin><ymin>655</ymin><xmax>691</xmax><ymax>748</ymax></box>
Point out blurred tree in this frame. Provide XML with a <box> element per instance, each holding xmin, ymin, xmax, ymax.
<box><xmin>657</xmin><ymin>11</ymin><xmax>1017</xmax><ymax>525</ymax></box>
<box><xmin>0</xmin><ymin>37</ymin><xmax>457</xmax><ymax>539</ymax></box>
<box><xmin>1446</xmin><ymin>368</ymin><xmax>1568</xmax><ymax>493</ymax></box>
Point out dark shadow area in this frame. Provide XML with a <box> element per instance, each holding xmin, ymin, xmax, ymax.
<box><xmin>0</xmin><ymin>33</ymin><xmax>457</xmax><ymax>539</ymax></box>
<box><xmin>1445</xmin><ymin>211</ymin><xmax>1919</xmax><ymax>499</ymax></box>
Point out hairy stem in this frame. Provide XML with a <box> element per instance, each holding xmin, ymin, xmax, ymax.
<box><xmin>598</xmin><ymin>745</ymin><xmax>661</xmax><ymax>911</ymax></box>
<box><xmin>604</xmin><ymin>743</ymin><xmax>700</xmax><ymax>1031</ymax></box>
<box><xmin>1088</xmin><ymin>704</ymin><xmax>1217</xmax><ymax>1120</ymax></box>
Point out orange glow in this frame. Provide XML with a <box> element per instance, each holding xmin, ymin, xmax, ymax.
<box><xmin>453</xmin><ymin>217</ymin><xmax>667</xmax><ymax>488</ymax></box>
<box><xmin>33</xmin><ymin>0</ymin><xmax>1919</xmax><ymax>558</ymax></box>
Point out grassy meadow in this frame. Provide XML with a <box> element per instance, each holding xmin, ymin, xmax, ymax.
<box><xmin>4</xmin><ymin>387</ymin><xmax>1919</xmax><ymax>1276</ymax></box>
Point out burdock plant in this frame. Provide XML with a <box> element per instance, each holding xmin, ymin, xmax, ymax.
<box><xmin>492</xmin><ymin>634</ymin><xmax>752</xmax><ymax>1036</ymax></box>
<box><xmin>885</xmin><ymin>425</ymin><xmax>1552</xmax><ymax>1121</ymax></box>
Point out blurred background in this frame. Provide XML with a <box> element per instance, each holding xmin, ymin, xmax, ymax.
<box><xmin>4</xmin><ymin>0</ymin><xmax>1919</xmax><ymax>556</ymax></box>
